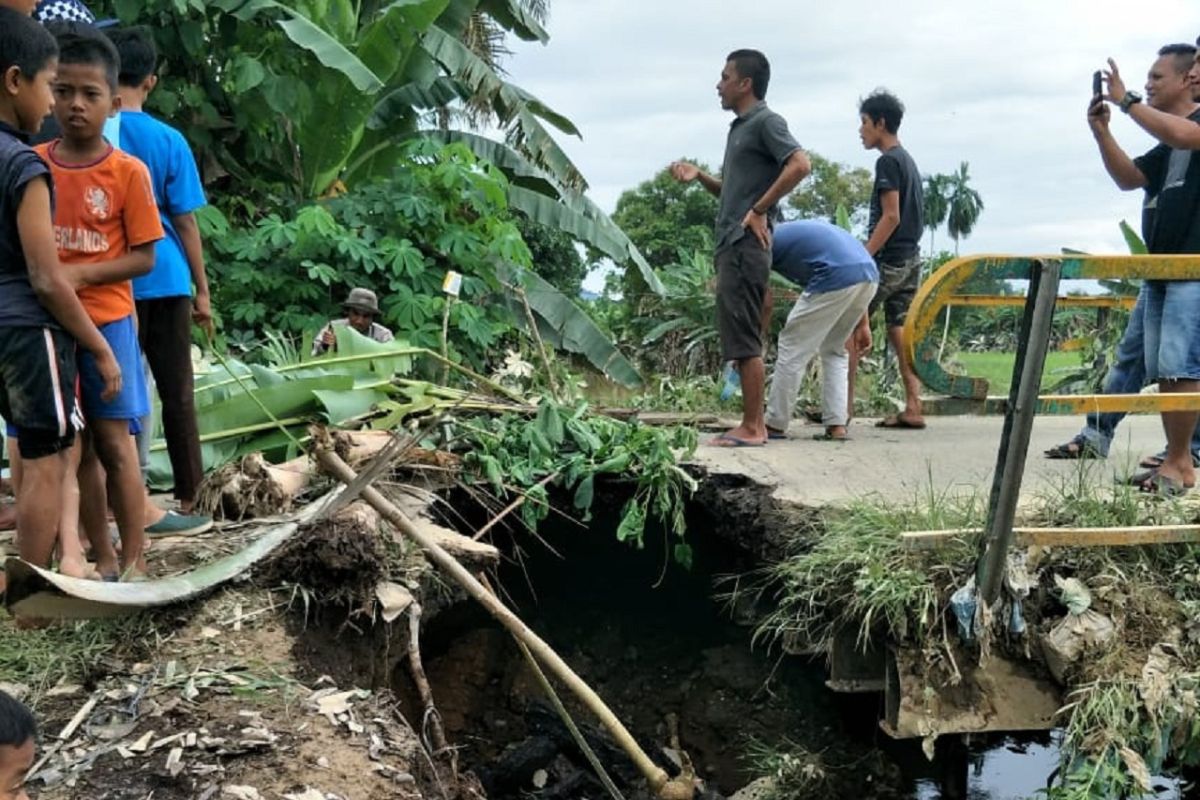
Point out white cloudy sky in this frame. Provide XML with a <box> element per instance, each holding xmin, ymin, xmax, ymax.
<box><xmin>505</xmin><ymin>0</ymin><xmax>1199</xmax><ymax>285</ymax></box>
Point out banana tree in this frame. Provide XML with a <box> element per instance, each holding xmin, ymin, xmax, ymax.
<box><xmin>207</xmin><ymin>0</ymin><xmax>663</xmax><ymax>293</ymax></box>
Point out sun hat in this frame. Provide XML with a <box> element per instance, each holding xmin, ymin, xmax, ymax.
<box><xmin>343</xmin><ymin>287</ymin><xmax>380</xmax><ymax>315</ymax></box>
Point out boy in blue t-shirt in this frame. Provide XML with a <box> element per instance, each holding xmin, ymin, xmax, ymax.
<box><xmin>0</xmin><ymin>9</ymin><xmax>121</xmax><ymax>589</ymax></box>
<box><xmin>105</xmin><ymin>26</ymin><xmax>212</xmax><ymax>533</ymax></box>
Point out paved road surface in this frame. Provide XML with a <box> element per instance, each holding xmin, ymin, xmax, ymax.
<box><xmin>689</xmin><ymin>414</ymin><xmax>1170</xmax><ymax>507</ymax></box>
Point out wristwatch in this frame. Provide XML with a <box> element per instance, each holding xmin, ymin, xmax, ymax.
<box><xmin>1119</xmin><ymin>91</ymin><xmax>1143</xmax><ymax>113</ymax></box>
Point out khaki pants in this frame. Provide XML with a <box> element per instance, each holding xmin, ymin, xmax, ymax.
<box><xmin>765</xmin><ymin>281</ymin><xmax>876</xmax><ymax>430</ymax></box>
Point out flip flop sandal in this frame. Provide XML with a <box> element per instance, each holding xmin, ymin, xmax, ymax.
<box><xmin>1140</xmin><ymin>453</ymin><xmax>1166</xmax><ymax>469</ymax></box>
<box><xmin>767</xmin><ymin>430</ymin><xmax>788</xmax><ymax>440</ymax></box>
<box><xmin>709</xmin><ymin>434</ymin><xmax>766</xmax><ymax>448</ymax></box>
<box><xmin>1045</xmin><ymin>438</ymin><xmax>1103</xmax><ymax>460</ymax></box>
<box><xmin>812</xmin><ymin>433</ymin><xmax>851</xmax><ymax>441</ymax></box>
<box><xmin>1139</xmin><ymin>473</ymin><xmax>1190</xmax><ymax>498</ymax></box>
<box><xmin>876</xmin><ymin>415</ymin><xmax>926</xmax><ymax>430</ymax></box>
<box><xmin>1122</xmin><ymin>468</ymin><xmax>1159</xmax><ymax>486</ymax></box>
<box><xmin>1121</xmin><ymin>468</ymin><xmax>1197</xmax><ymax>489</ymax></box>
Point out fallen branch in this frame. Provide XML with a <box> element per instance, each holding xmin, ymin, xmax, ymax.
<box><xmin>315</xmin><ymin>447</ymin><xmax>691</xmax><ymax>800</ymax></box>
<box><xmin>480</xmin><ymin>575</ymin><xmax>625</xmax><ymax>800</ymax></box>
<box><xmin>472</xmin><ymin>472</ymin><xmax>559</xmax><ymax>541</ymax></box>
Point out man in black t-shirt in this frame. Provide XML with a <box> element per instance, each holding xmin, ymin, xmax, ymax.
<box><xmin>1082</xmin><ymin>44</ymin><xmax>1200</xmax><ymax>496</ymax></box>
<box><xmin>848</xmin><ymin>90</ymin><xmax>926</xmax><ymax>430</ymax></box>
<box><xmin>1046</xmin><ymin>45</ymin><xmax>1200</xmax><ymax>474</ymax></box>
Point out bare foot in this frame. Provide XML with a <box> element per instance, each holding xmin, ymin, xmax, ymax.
<box><xmin>709</xmin><ymin>424</ymin><xmax>766</xmax><ymax>447</ymax></box>
<box><xmin>0</xmin><ymin>504</ymin><xmax>15</xmax><ymax>531</ymax></box>
<box><xmin>93</xmin><ymin>553</ymin><xmax>119</xmax><ymax>581</ymax></box>
<box><xmin>120</xmin><ymin>566</ymin><xmax>150</xmax><ymax>583</ymax></box>
<box><xmin>58</xmin><ymin>556</ymin><xmax>100</xmax><ymax>581</ymax></box>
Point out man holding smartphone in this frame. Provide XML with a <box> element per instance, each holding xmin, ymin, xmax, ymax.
<box><xmin>1045</xmin><ymin>44</ymin><xmax>1200</xmax><ymax>496</ymax></box>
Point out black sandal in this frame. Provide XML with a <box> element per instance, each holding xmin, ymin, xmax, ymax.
<box><xmin>1044</xmin><ymin>437</ymin><xmax>1102</xmax><ymax>460</ymax></box>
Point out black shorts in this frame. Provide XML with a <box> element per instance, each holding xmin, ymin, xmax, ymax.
<box><xmin>0</xmin><ymin>327</ymin><xmax>77</xmax><ymax>459</ymax></box>
<box><xmin>869</xmin><ymin>254</ymin><xmax>923</xmax><ymax>328</ymax></box>
<box><xmin>715</xmin><ymin>234</ymin><xmax>771</xmax><ymax>361</ymax></box>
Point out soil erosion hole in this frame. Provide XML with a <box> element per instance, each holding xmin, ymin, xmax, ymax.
<box><xmin>397</xmin><ymin>487</ymin><xmax>847</xmax><ymax>800</ymax></box>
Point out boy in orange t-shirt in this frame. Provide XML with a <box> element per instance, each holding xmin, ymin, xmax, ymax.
<box><xmin>35</xmin><ymin>24</ymin><xmax>161</xmax><ymax>579</ymax></box>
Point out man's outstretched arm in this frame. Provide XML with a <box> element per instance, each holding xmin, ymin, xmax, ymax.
<box><xmin>669</xmin><ymin>161</ymin><xmax>722</xmax><ymax>197</ymax></box>
<box><xmin>1107</xmin><ymin>58</ymin><xmax>1200</xmax><ymax>150</ymax></box>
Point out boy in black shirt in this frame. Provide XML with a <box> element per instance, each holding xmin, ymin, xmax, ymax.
<box><xmin>849</xmin><ymin>89</ymin><xmax>926</xmax><ymax>430</ymax></box>
<box><xmin>0</xmin><ymin>8</ymin><xmax>120</xmax><ymax>594</ymax></box>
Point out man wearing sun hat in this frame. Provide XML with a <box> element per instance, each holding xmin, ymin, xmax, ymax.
<box><xmin>312</xmin><ymin>287</ymin><xmax>395</xmax><ymax>356</ymax></box>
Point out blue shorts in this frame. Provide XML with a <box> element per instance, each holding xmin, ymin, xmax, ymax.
<box><xmin>1143</xmin><ymin>280</ymin><xmax>1200</xmax><ymax>382</ymax></box>
<box><xmin>79</xmin><ymin>314</ymin><xmax>149</xmax><ymax>422</ymax></box>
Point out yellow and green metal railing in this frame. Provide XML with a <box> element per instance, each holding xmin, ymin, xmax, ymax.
<box><xmin>903</xmin><ymin>253</ymin><xmax>1200</xmax><ymax>415</ymax></box>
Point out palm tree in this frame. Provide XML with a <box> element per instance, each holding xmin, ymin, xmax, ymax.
<box><xmin>922</xmin><ymin>173</ymin><xmax>950</xmax><ymax>258</ymax></box>
<box><xmin>938</xmin><ymin>162</ymin><xmax>985</xmax><ymax>358</ymax></box>
<box><xmin>946</xmin><ymin>161</ymin><xmax>985</xmax><ymax>255</ymax></box>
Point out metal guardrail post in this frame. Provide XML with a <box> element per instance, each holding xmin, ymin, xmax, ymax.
<box><xmin>977</xmin><ymin>259</ymin><xmax>1061</xmax><ymax>606</ymax></box>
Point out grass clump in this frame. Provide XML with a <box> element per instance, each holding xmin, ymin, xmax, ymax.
<box><xmin>1039</xmin><ymin>673</ymin><xmax>1200</xmax><ymax>799</ymax></box>
<box><xmin>0</xmin><ymin>611</ymin><xmax>157</xmax><ymax>704</ymax></box>
<box><xmin>753</xmin><ymin>485</ymin><xmax>984</xmax><ymax>653</ymax></box>
<box><xmin>1029</xmin><ymin>461</ymin><xmax>1195</xmax><ymax>530</ymax></box>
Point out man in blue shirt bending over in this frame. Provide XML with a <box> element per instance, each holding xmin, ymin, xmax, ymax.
<box><xmin>764</xmin><ymin>220</ymin><xmax>879</xmax><ymax>441</ymax></box>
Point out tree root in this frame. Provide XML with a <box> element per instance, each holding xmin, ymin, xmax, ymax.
<box><xmin>407</xmin><ymin>599</ymin><xmax>455</xmax><ymax>776</ymax></box>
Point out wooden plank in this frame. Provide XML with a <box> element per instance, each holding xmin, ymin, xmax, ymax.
<box><xmin>1016</xmin><ymin>525</ymin><xmax>1200</xmax><ymax>547</ymax></box>
<box><xmin>901</xmin><ymin>525</ymin><xmax>1200</xmax><ymax>551</ymax></box>
<box><xmin>900</xmin><ymin>529</ymin><xmax>979</xmax><ymax>550</ymax></box>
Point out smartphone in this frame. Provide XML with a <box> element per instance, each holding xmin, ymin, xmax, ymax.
<box><xmin>1093</xmin><ymin>70</ymin><xmax>1103</xmax><ymax>98</ymax></box>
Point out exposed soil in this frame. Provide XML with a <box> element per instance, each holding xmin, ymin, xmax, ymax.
<box><xmin>397</xmin><ymin>486</ymin><xmax>910</xmax><ymax>800</ymax></box>
<box><xmin>25</xmin><ymin>588</ymin><xmax>441</xmax><ymax>800</ymax></box>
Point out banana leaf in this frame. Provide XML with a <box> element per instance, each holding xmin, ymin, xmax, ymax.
<box><xmin>315</xmin><ymin>388</ymin><xmax>391</xmax><ymax>422</ymax></box>
<box><xmin>311</xmin><ymin>327</ymin><xmax>415</xmax><ymax>377</ymax></box>
<box><xmin>297</xmin><ymin>0</ymin><xmax>449</xmax><ymax>196</ymax></box>
<box><xmin>196</xmin><ymin>375</ymin><xmax>352</xmax><ymax>435</ymax></box>
<box><xmin>478</xmin><ymin>0</ymin><xmax>548</xmax><ymax>42</ymax></box>
<box><xmin>497</xmin><ymin>262</ymin><xmax>643</xmax><ymax>387</ymax></box>
<box><xmin>507</xmin><ymin>185</ymin><xmax>665</xmax><ymax>296</ymax></box>
<box><xmin>214</xmin><ymin>0</ymin><xmax>385</xmax><ymax>93</ymax></box>
<box><xmin>1119</xmin><ymin>219</ymin><xmax>1148</xmax><ymax>255</ymax></box>
<box><xmin>5</xmin><ymin>496</ymin><xmax>329</xmax><ymax>618</ymax></box>
<box><xmin>419</xmin><ymin>27</ymin><xmax>584</xmax><ymax>189</ymax></box>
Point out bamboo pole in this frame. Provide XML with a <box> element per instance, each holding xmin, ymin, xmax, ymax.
<box><xmin>316</xmin><ymin>448</ymin><xmax>691</xmax><ymax>800</ymax></box>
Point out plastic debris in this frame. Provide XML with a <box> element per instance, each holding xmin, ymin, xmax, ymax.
<box><xmin>719</xmin><ymin>361</ymin><xmax>741</xmax><ymax>401</ymax></box>
<box><xmin>1039</xmin><ymin>575</ymin><xmax>1116</xmax><ymax>683</ymax></box>
<box><xmin>950</xmin><ymin>577</ymin><xmax>978</xmax><ymax>642</ymax></box>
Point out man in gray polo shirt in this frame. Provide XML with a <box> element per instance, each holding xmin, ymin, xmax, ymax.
<box><xmin>670</xmin><ymin>49</ymin><xmax>810</xmax><ymax>446</ymax></box>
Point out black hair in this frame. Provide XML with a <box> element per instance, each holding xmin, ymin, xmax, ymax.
<box><xmin>46</xmin><ymin>21</ymin><xmax>120</xmax><ymax>91</ymax></box>
<box><xmin>104</xmin><ymin>26</ymin><xmax>156</xmax><ymax>87</ymax></box>
<box><xmin>0</xmin><ymin>690</ymin><xmax>37</xmax><ymax>748</ymax></box>
<box><xmin>0</xmin><ymin>7</ymin><xmax>59</xmax><ymax>81</ymax></box>
<box><xmin>726</xmin><ymin>49</ymin><xmax>770</xmax><ymax>100</ymax></box>
<box><xmin>859</xmin><ymin>89</ymin><xmax>905</xmax><ymax>134</ymax></box>
<box><xmin>1158</xmin><ymin>43</ymin><xmax>1197</xmax><ymax>75</ymax></box>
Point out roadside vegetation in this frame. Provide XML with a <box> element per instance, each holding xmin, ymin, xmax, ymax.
<box><xmin>743</xmin><ymin>463</ymin><xmax>1200</xmax><ymax>799</ymax></box>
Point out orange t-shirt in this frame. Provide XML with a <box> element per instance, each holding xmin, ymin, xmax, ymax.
<box><xmin>33</xmin><ymin>142</ymin><xmax>164</xmax><ymax>325</ymax></box>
